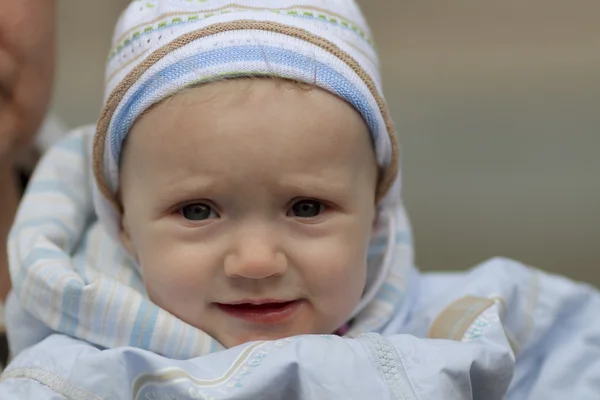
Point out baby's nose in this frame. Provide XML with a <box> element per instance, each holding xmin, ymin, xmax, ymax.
<box><xmin>224</xmin><ymin>233</ymin><xmax>288</xmax><ymax>280</ymax></box>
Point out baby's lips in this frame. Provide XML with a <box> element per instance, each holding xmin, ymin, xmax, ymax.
<box><xmin>215</xmin><ymin>300</ymin><xmax>304</xmax><ymax>324</ymax></box>
<box><xmin>218</xmin><ymin>301</ymin><xmax>295</xmax><ymax>311</ymax></box>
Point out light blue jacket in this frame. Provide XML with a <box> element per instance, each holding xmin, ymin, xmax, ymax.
<box><xmin>1</xmin><ymin>129</ymin><xmax>599</xmax><ymax>399</ymax></box>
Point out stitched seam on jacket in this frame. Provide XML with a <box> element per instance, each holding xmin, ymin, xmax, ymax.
<box><xmin>0</xmin><ymin>367</ymin><xmax>102</xmax><ymax>400</ymax></box>
<box><xmin>361</xmin><ymin>333</ymin><xmax>418</xmax><ymax>400</ymax></box>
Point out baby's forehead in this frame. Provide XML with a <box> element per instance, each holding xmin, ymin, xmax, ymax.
<box><xmin>139</xmin><ymin>78</ymin><xmax>371</xmax><ymax>141</ymax></box>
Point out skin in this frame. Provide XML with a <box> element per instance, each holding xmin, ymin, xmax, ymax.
<box><xmin>0</xmin><ymin>0</ymin><xmax>56</xmax><ymax>162</ymax></box>
<box><xmin>120</xmin><ymin>79</ymin><xmax>379</xmax><ymax>348</ymax></box>
<box><xmin>0</xmin><ymin>0</ymin><xmax>56</xmax><ymax>303</ymax></box>
<box><xmin>0</xmin><ymin>164</ymin><xmax>19</xmax><ymax>303</ymax></box>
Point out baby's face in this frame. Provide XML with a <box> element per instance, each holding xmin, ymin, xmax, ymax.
<box><xmin>120</xmin><ymin>79</ymin><xmax>378</xmax><ymax>348</ymax></box>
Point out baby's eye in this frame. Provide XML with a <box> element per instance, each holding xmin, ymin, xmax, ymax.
<box><xmin>179</xmin><ymin>203</ymin><xmax>218</xmax><ymax>221</ymax></box>
<box><xmin>288</xmin><ymin>199</ymin><xmax>325</xmax><ymax>218</ymax></box>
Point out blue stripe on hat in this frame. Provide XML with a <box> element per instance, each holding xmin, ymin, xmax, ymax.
<box><xmin>109</xmin><ymin>45</ymin><xmax>380</xmax><ymax>166</ymax></box>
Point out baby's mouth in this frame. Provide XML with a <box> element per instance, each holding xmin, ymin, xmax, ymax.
<box><xmin>215</xmin><ymin>300</ymin><xmax>302</xmax><ymax>324</ymax></box>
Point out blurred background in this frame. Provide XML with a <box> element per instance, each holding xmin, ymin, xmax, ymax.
<box><xmin>52</xmin><ymin>1</ymin><xmax>599</xmax><ymax>286</ymax></box>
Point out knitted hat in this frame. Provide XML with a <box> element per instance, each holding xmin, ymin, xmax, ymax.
<box><xmin>90</xmin><ymin>0</ymin><xmax>412</xmax><ymax>345</ymax></box>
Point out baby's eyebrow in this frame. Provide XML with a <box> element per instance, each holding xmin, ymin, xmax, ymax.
<box><xmin>275</xmin><ymin>176</ymin><xmax>354</xmax><ymax>198</ymax></box>
<box><xmin>279</xmin><ymin>179</ymin><xmax>348</xmax><ymax>192</ymax></box>
<box><xmin>152</xmin><ymin>178</ymin><xmax>221</xmax><ymax>205</ymax></box>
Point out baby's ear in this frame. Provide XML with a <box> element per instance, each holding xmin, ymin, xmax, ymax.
<box><xmin>118</xmin><ymin>214</ymin><xmax>138</xmax><ymax>260</ymax></box>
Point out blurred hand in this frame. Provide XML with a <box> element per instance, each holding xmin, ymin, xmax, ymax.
<box><xmin>0</xmin><ymin>160</ymin><xmax>19</xmax><ymax>302</ymax></box>
<box><xmin>0</xmin><ymin>0</ymin><xmax>56</xmax><ymax>164</ymax></box>
<box><xmin>0</xmin><ymin>1</ymin><xmax>56</xmax><ymax>302</ymax></box>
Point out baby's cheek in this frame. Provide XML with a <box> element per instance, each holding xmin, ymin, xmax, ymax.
<box><xmin>320</xmin><ymin>217</ymin><xmax>372</xmax><ymax>272</ymax></box>
<box><xmin>140</xmin><ymin>244</ymin><xmax>214</xmax><ymax>302</ymax></box>
<box><xmin>306</xmin><ymin>250</ymin><xmax>365</xmax><ymax>331</ymax></box>
<box><xmin>305</xmin><ymin>237</ymin><xmax>367</xmax><ymax>294</ymax></box>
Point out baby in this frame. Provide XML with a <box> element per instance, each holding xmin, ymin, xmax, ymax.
<box><xmin>1</xmin><ymin>0</ymin><xmax>599</xmax><ymax>399</ymax></box>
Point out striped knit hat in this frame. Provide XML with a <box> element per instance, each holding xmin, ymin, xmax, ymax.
<box><xmin>91</xmin><ymin>0</ymin><xmax>413</xmax><ymax>343</ymax></box>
